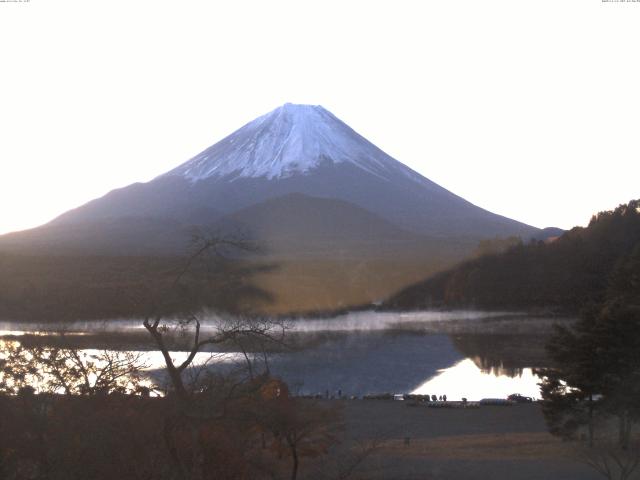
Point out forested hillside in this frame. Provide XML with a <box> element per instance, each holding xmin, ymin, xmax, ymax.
<box><xmin>384</xmin><ymin>200</ymin><xmax>640</xmax><ymax>313</ymax></box>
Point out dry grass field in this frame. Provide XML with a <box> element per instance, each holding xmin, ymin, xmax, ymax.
<box><xmin>302</xmin><ymin>400</ymin><xmax>603</xmax><ymax>480</ymax></box>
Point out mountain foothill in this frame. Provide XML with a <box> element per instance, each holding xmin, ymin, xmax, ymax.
<box><xmin>0</xmin><ymin>104</ymin><xmax>562</xmax><ymax>320</ymax></box>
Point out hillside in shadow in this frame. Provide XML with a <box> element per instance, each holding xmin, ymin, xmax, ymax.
<box><xmin>384</xmin><ymin>200</ymin><xmax>640</xmax><ymax>313</ymax></box>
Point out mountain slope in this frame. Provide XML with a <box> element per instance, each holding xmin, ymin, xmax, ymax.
<box><xmin>163</xmin><ymin>103</ymin><xmax>410</xmax><ymax>181</ymax></box>
<box><xmin>384</xmin><ymin>200</ymin><xmax>640</xmax><ymax>313</ymax></box>
<box><xmin>214</xmin><ymin>193</ymin><xmax>456</xmax><ymax>257</ymax></box>
<box><xmin>209</xmin><ymin>193</ymin><xmax>478</xmax><ymax>314</ymax></box>
<box><xmin>0</xmin><ymin>104</ymin><xmax>545</xmax><ymax>317</ymax></box>
<box><xmin>44</xmin><ymin>103</ymin><xmax>538</xmax><ymax>244</ymax></box>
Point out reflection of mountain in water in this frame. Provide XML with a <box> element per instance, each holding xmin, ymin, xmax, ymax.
<box><xmin>468</xmin><ymin>357</ymin><xmax>525</xmax><ymax>378</ymax></box>
<box><xmin>450</xmin><ymin>334</ymin><xmax>552</xmax><ymax>378</ymax></box>
<box><xmin>251</xmin><ymin>331</ymin><xmax>553</xmax><ymax>396</ymax></box>
<box><xmin>266</xmin><ymin>332</ymin><xmax>464</xmax><ymax>396</ymax></box>
<box><xmin>2</xmin><ymin>317</ymin><xmax>554</xmax><ymax>397</ymax></box>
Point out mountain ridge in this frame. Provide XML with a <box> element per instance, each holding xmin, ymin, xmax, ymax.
<box><xmin>0</xmin><ymin>103</ymin><xmax>546</xmax><ymax>316</ymax></box>
<box><xmin>161</xmin><ymin>103</ymin><xmax>424</xmax><ymax>183</ymax></box>
<box><xmin>35</xmin><ymin>103</ymin><xmax>538</xmax><ymax>239</ymax></box>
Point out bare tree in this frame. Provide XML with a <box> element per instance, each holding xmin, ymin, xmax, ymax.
<box><xmin>142</xmin><ymin>233</ymin><xmax>289</xmax><ymax>398</ymax></box>
<box><xmin>144</xmin><ymin>313</ymin><xmax>286</xmax><ymax>402</ymax></box>
<box><xmin>258</xmin><ymin>394</ymin><xmax>343</xmax><ymax>480</ymax></box>
<box><xmin>0</xmin><ymin>339</ymin><xmax>148</xmax><ymax>395</ymax></box>
<box><xmin>0</xmin><ymin>338</ymin><xmax>154</xmax><ymax>480</ymax></box>
<box><xmin>0</xmin><ymin>340</ymin><xmax>41</xmax><ymax>394</ymax></box>
<box><xmin>580</xmin><ymin>440</ymin><xmax>640</xmax><ymax>480</ymax></box>
<box><xmin>140</xmin><ymin>233</ymin><xmax>290</xmax><ymax>480</ymax></box>
<box><xmin>39</xmin><ymin>347</ymin><xmax>148</xmax><ymax>395</ymax></box>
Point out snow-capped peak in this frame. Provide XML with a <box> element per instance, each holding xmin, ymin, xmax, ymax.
<box><xmin>163</xmin><ymin>103</ymin><xmax>417</xmax><ymax>182</ymax></box>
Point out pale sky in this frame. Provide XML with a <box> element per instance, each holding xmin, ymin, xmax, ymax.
<box><xmin>1</xmin><ymin>0</ymin><xmax>638</xmax><ymax>235</ymax></box>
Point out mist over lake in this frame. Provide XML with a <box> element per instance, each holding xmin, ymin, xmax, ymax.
<box><xmin>0</xmin><ymin>310</ymin><xmax>569</xmax><ymax>399</ymax></box>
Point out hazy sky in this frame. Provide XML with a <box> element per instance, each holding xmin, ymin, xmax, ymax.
<box><xmin>1</xmin><ymin>0</ymin><xmax>638</xmax><ymax>235</ymax></box>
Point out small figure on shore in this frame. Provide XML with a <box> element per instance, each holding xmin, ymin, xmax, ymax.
<box><xmin>338</xmin><ymin>389</ymin><xmax>342</xmax><ymax>398</ymax></box>
<box><xmin>431</xmin><ymin>394</ymin><xmax>437</xmax><ymax>402</ymax></box>
<box><xmin>438</xmin><ymin>395</ymin><xmax>442</xmax><ymax>401</ymax></box>
<box><xmin>443</xmin><ymin>394</ymin><xmax>447</xmax><ymax>402</ymax></box>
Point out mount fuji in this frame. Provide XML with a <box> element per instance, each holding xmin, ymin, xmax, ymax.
<box><xmin>0</xmin><ymin>104</ymin><xmax>543</xmax><ymax>314</ymax></box>
<box><xmin>35</xmin><ymin>103</ymin><xmax>536</xmax><ymax>241</ymax></box>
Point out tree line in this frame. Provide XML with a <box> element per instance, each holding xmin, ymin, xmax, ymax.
<box><xmin>385</xmin><ymin>199</ymin><xmax>640</xmax><ymax>313</ymax></box>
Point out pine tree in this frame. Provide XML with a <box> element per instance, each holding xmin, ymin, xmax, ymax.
<box><xmin>539</xmin><ymin>243</ymin><xmax>640</xmax><ymax>449</ymax></box>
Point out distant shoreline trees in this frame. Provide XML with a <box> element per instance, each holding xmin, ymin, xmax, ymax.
<box><xmin>385</xmin><ymin>199</ymin><xmax>640</xmax><ymax>313</ymax></box>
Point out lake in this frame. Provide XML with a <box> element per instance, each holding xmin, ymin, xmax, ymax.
<box><xmin>0</xmin><ymin>310</ymin><xmax>571</xmax><ymax>400</ymax></box>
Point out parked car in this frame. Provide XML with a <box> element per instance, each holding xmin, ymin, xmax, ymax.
<box><xmin>480</xmin><ymin>398</ymin><xmax>515</xmax><ymax>406</ymax></box>
<box><xmin>507</xmin><ymin>393</ymin><xmax>534</xmax><ymax>403</ymax></box>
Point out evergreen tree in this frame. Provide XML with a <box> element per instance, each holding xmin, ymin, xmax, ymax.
<box><xmin>538</xmin><ymin>242</ymin><xmax>640</xmax><ymax>449</ymax></box>
<box><xmin>537</xmin><ymin>308</ymin><xmax>605</xmax><ymax>445</ymax></box>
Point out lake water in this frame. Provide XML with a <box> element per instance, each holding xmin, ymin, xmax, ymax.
<box><xmin>0</xmin><ymin>310</ymin><xmax>569</xmax><ymax>400</ymax></box>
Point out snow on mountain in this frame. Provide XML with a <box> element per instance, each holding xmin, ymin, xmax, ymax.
<box><xmin>163</xmin><ymin>103</ymin><xmax>423</xmax><ymax>183</ymax></box>
<box><xmin>0</xmin><ymin>103</ymin><xmax>544</xmax><ymax>316</ymax></box>
<box><xmin>22</xmin><ymin>102</ymin><xmax>539</xmax><ymax>243</ymax></box>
